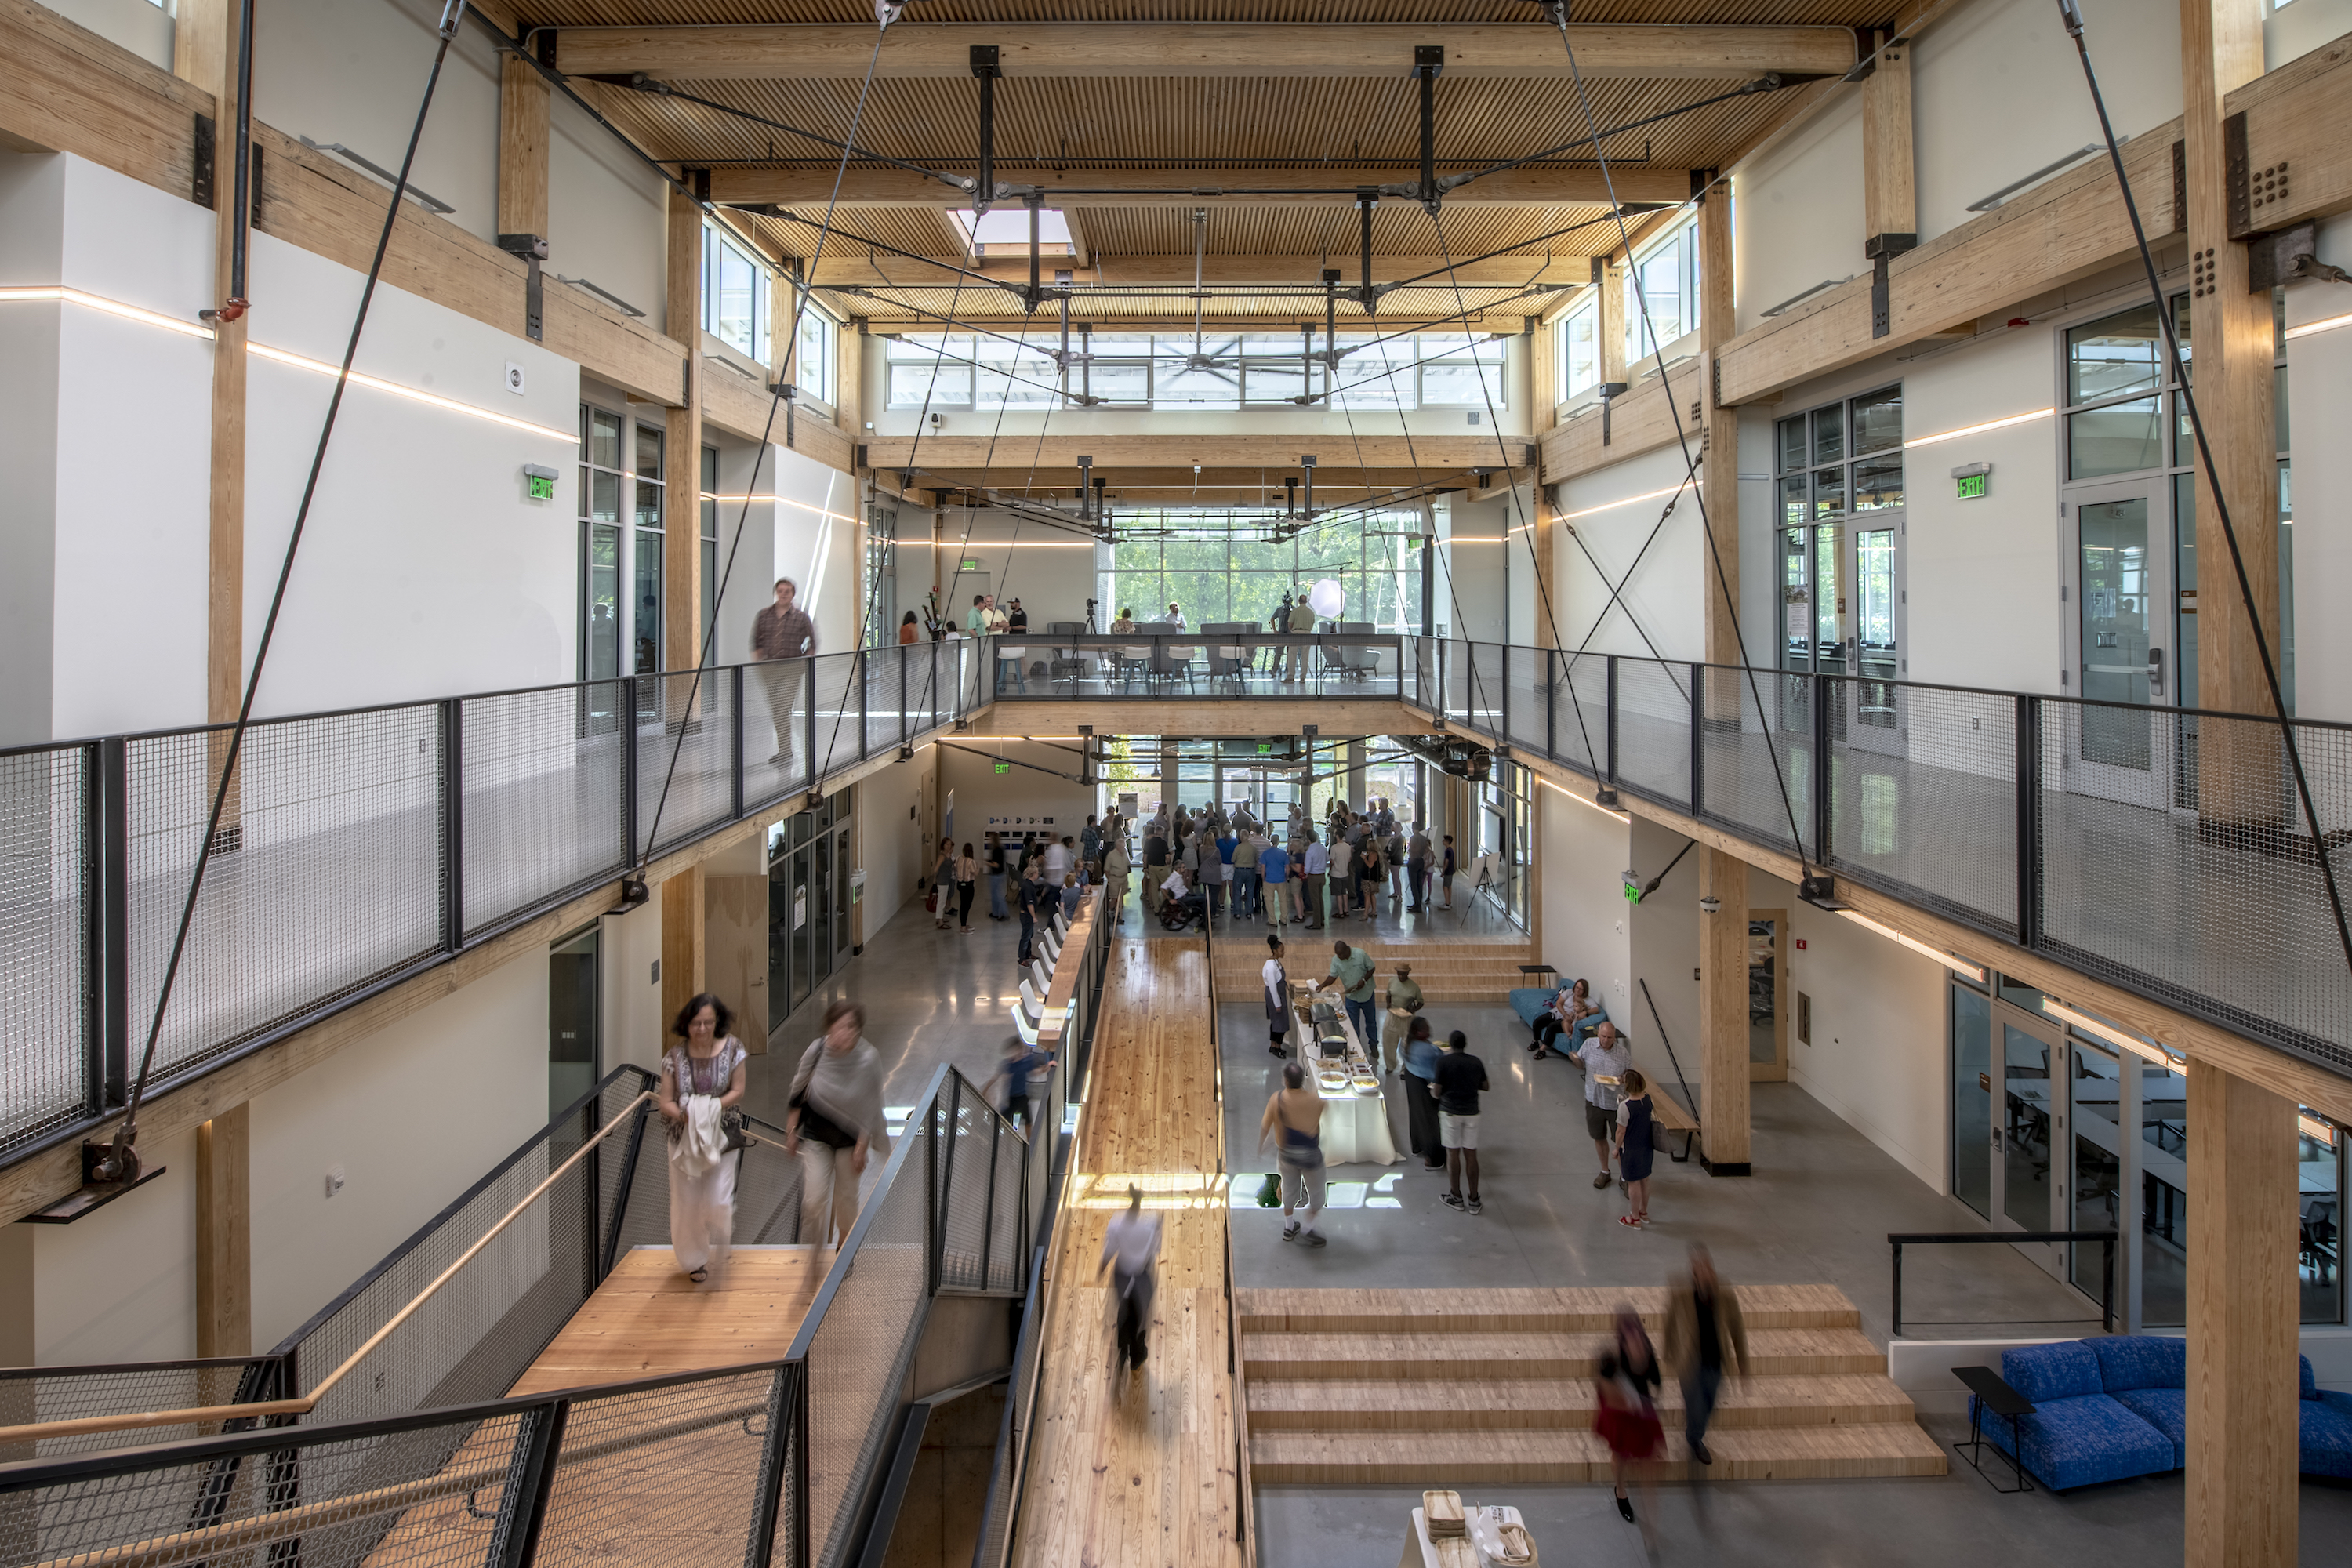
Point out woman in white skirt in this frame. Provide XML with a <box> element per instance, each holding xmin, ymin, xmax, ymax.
<box><xmin>657</xmin><ymin>992</ymin><xmax>747</xmax><ymax>1283</ymax></box>
<box><xmin>787</xmin><ymin>999</ymin><xmax>889</xmax><ymax>1247</ymax></box>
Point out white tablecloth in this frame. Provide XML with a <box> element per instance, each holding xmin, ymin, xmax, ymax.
<box><xmin>1317</xmin><ymin>1082</ymin><xmax>1399</xmax><ymax>1165</ymax></box>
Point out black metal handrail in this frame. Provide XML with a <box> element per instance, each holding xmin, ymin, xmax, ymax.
<box><xmin>1888</xmin><ymin>1229</ymin><xmax>2119</xmax><ymax>1339</ymax></box>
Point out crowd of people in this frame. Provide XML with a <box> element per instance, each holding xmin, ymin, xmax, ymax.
<box><xmin>1128</xmin><ymin>797</ymin><xmax>1461</xmax><ymax>935</ymax></box>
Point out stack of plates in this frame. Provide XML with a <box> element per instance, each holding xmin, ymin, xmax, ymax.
<box><xmin>1423</xmin><ymin>1492</ymin><xmax>1465</xmax><ymax>1540</ymax></box>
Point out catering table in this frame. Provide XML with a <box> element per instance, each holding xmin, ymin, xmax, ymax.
<box><xmin>1290</xmin><ymin>985</ymin><xmax>1399</xmax><ymax>1167</ymax></box>
<box><xmin>1400</xmin><ymin>1505</ymin><xmax>1530</xmax><ymax>1568</ymax></box>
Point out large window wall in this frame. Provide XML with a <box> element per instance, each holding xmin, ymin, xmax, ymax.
<box><xmin>1105</xmin><ymin>517</ymin><xmax>1425</xmax><ymax>632</ymax></box>
<box><xmin>884</xmin><ymin>331</ymin><xmax>1507</xmax><ymax>412</ymax></box>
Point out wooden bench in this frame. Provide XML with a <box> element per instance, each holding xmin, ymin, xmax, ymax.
<box><xmin>1648</xmin><ymin>1083</ymin><xmax>1700</xmax><ymax>1163</ymax></box>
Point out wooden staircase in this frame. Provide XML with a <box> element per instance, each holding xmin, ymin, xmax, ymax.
<box><xmin>1212</xmin><ymin>938</ymin><xmax>1540</xmax><ymax>1007</ymax></box>
<box><xmin>1238</xmin><ymin>1286</ymin><xmax>1947</xmax><ymax>1485</ymax></box>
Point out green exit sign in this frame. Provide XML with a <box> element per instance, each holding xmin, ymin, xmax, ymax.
<box><xmin>524</xmin><ymin>471</ymin><xmax>557</xmax><ymax>501</ymax></box>
<box><xmin>962</xmin><ymin>557</ymin><xmax>983</xmax><ymax>571</ymax></box>
<box><xmin>1257</xmin><ymin>742</ymin><xmax>1275</xmax><ymax>753</ymax></box>
<box><xmin>1955</xmin><ymin>473</ymin><xmax>1987</xmax><ymax>499</ymax></box>
<box><xmin>994</xmin><ymin>762</ymin><xmax>1011</xmax><ymax>775</ymax></box>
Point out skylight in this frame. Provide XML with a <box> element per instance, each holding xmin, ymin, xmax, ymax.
<box><xmin>949</xmin><ymin>207</ymin><xmax>1075</xmax><ymax>253</ymax></box>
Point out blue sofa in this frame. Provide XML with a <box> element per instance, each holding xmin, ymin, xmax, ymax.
<box><xmin>1973</xmin><ymin>1336</ymin><xmax>2352</xmax><ymax>1488</ymax></box>
<box><xmin>1507</xmin><ymin>982</ymin><xmax>1606</xmax><ymax>1045</ymax></box>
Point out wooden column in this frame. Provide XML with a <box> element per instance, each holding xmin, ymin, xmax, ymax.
<box><xmin>1697</xmin><ymin>851</ymin><xmax>1751</xmax><ymax>1174</ymax></box>
<box><xmin>195</xmin><ymin>1104</ymin><xmax>250</xmax><ymax>1357</ymax></box>
<box><xmin>1531</xmin><ymin>314</ymin><xmax>1556</xmax><ymax>433</ymax></box>
<box><xmin>660</xmin><ymin>866</ymin><xmax>706</xmax><ymax>1031</ymax></box>
<box><xmin>1595</xmin><ymin>258</ymin><xmax>1628</xmax><ymax>390</ymax></box>
<box><xmin>1696</xmin><ymin>180</ymin><xmax>1740</xmax><ymax>688</ymax></box>
<box><xmin>1533</xmin><ymin>490</ymin><xmax>1557</xmax><ymax>651</ymax></box>
<box><xmin>496</xmin><ymin>52</ymin><xmax>550</xmax><ymax>241</ymax></box>
<box><xmin>177</xmin><ymin>0</ymin><xmax>247</xmax><ymax>743</ymax></box>
<box><xmin>1860</xmin><ymin>31</ymin><xmax>1916</xmax><ymax>245</ymax></box>
<box><xmin>837</xmin><ymin>314</ymin><xmax>864</xmax><ymax>438</ymax></box>
<box><xmin>2180</xmin><ymin>0</ymin><xmax>2281</xmax><ymax>824</ymax></box>
<box><xmin>664</xmin><ymin>183</ymin><xmax>705</xmax><ymax>677</ymax></box>
<box><xmin>2184</xmin><ymin>1062</ymin><xmax>2298</xmax><ymax>1566</ymax></box>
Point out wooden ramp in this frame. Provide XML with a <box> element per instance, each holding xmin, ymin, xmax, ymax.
<box><xmin>1240</xmin><ymin>1287</ymin><xmax>1947</xmax><ymax>1485</ymax></box>
<box><xmin>1011</xmin><ymin>938</ymin><xmax>1244</xmax><ymax>1568</ymax></box>
<box><xmin>367</xmin><ymin>1247</ymin><xmax>824</xmax><ymax>1568</ymax></box>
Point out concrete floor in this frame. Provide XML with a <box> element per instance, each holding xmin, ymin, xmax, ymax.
<box><xmin>1213</xmin><ymin>1001</ymin><xmax>2352</xmax><ymax>1563</ymax></box>
<box><xmin>764</xmin><ymin>910</ymin><xmax>2352</xmax><ymax>1563</ymax></box>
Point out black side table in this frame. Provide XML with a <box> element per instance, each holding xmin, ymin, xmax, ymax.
<box><xmin>1951</xmin><ymin>1364</ymin><xmax>2036</xmax><ymax>1493</ymax></box>
<box><xmin>1517</xmin><ymin>964</ymin><xmax>1559</xmax><ymax>981</ymax></box>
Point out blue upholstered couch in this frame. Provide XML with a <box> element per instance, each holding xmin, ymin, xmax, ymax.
<box><xmin>1506</xmin><ymin>982</ymin><xmax>1606</xmax><ymax>1042</ymax></box>
<box><xmin>1972</xmin><ymin>1336</ymin><xmax>2352</xmax><ymax>1488</ymax></box>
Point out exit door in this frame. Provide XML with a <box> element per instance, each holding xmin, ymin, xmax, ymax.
<box><xmin>2065</xmin><ymin>480</ymin><xmax>2177</xmax><ymax>810</ymax></box>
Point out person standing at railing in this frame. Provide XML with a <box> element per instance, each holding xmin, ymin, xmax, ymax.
<box><xmin>659</xmin><ymin>993</ymin><xmax>749</xmax><ymax>1285</ymax></box>
<box><xmin>750</xmin><ymin>578</ymin><xmax>815</xmax><ymax>775</ymax></box>
<box><xmin>787</xmin><ymin>1000</ymin><xmax>887</xmax><ymax>1250</ymax></box>
<box><xmin>898</xmin><ymin>611</ymin><xmax>920</xmax><ymax>645</ymax></box>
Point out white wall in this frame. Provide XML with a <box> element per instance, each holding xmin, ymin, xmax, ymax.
<box><xmin>1912</xmin><ymin>0</ymin><xmax>2183</xmax><ymax>247</ymax></box>
<box><xmin>1780</xmin><ymin>879</ymin><xmax>1954</xmax><ymax>1190</ymax></box>
<box><xmin>240</xmin><ymin>229</ymin><xmax>579</xmax><ymax>717</ymax></box>
<box><xmin>2268</xmin><ymin>0</ymin><xmax>2352</xmax><ymax>70</ymax></box>
<box><xmin>46</xmin><ymin>0</ymin><xmax>173</xmax><ymax>68</ymax></box>
<box><xmin>856</xmin><ymin>746</ymin><xmax>935</xmax><ymax>929</ymax></box>
<box><xmin>251</xmin><ymin>0</ymin><xmax>503</xmax><ymax>249</ymax></box>
<box><xmin>713</xmin><ymin>444</ymin><xmax>862</xmax><ymax>664</ymax></box>
<box><xmin>0</xmin><ymin>151</ymin><xmax>213</xmax><ymax>745</ymax></box>
<box><xmin>1552</xmin><ymin>443</ymin><xmax>1700</xmax><ymax>662</ymax></box>
<box><xmin>1625</xmin><ymin>815</ymin><xmax>1703</xmax><ymax>1083</ymax></box>
<box><xmin>2285</xmin><ymin>216</ymin><xmax>2352</xmax><ymax>724</ymax></box>
<box><xmin>1537</xmin><ymin>785</ymin><xmax>1633</xmax><ymax>1023</ymax></box>
<box><xmin>1733</xmin><ymin>93</ymin><xmax>1862</xmax><ymax>335</ymax></box>
<box><xmin>1434</xmin><ymin>492</ymin><xmax>1508</xmax><ymax>641</ymax></box>
<box><xmin>546</xmin><ymin>89</ymin><xmax>667</xmax><ymax>329</ymax></box>
<box><xmin>31</xmin><ymin>1128</ymin><xmax>198</xmax><ymax>1363</ymax></box>
<box><xmin>247</xmin><ymin>942</ymin><xmax>546</xmax><ymax>1348</ymax></box>
<box><xmin>602</xmin><ymin>894</ymin><xmax>667</xmax><ymax>1076</ymax></box>
<box><xmin>938</xmin><ymin>739</ymin><xmax>1094</xmax><ymax>848</ymax></box>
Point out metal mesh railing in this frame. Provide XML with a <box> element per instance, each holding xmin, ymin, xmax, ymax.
<box><xmin>2</xmin><ymin>648</ymin><xmax>981</xmax><ymax>1163</ymax></box>
<box><xmin>536</xmin><ymin>1370</ymin><xmax>785</xmax><ymax>1568</ymax></box>
<box><xmin>0</xmin><ymin>744</ymin><xmax>93</xmax><ymax>1154</ymax></box>
<box><xmin>459</xmin><ymin>684</ymin><xmax>628</xmax><ymax>936</ymax></box>
<box><xmin>0</xmin><ymin>1360</ymin><xmax>276</xmax><ymax>1463</ymax></box>
<box><xmin>1828</xmin><ymin>679</ymin><xmax>2018</xmax><ymax>936</ymax></box>
<box><xmin>0</xmin><ymin>1403</ymin><xmax>539</xmax><ymax>1568</ymax></box>
<box><xmin>1696</xmin><ymin>662</ymin><xmax>1809</xmax><ymax>863</ymax></box>
<box><xmin>1610</xmin><ymin>657</ymin><xmax>1693</xmax><ymax>812</ymax></box>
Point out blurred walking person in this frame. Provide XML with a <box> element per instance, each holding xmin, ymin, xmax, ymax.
<box><xmin>786</xmin><ymin>1000</ymin><xmax>886</xmax><ymax>1249</ymax></box>
<box><xmin>1594</xmin><ymin>1305</ymin><xmax>1664</xmax><ymax>1544</ymax></box>
<box><xmin>1099</xmin><ymin>1185</ymin><xmax>1163</xmax><ymax>1381</ymax></box>
<box><xmin>658</xmin><ymin>993</ymin><xmax>747</xmax><ymax>1283</ymax></box>
<box><xmin>1664</xmin><ymin>1243</ymin><xmax>1749</xmax><ymax>1468</ymax></box>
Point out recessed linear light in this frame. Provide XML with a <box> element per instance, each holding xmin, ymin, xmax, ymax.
<box><xmin>1560</xmin><ymin>480</ymin><xmax>1700</xmax><ymax>521</ymax></box>
<box><xmin>1835</xmin><ymin>909</ymin><xmax>1985</xmax><ymax>982</ymax></box>
<box><xmin>2283</xmin><ymin>310</ymin><xmax>2352</xmax><ymax>343</ymax></box>
<box><xmin>0</xmin><ymin>285</ymin><xmax>216</xmax><ymax>339</ymax></box>
<box><xmin>2042</xmin><ymin>999</ymin><xmax>2180</xmax><ymax>1068</ymax></box>
<box><xmin>249</xmin><ymin>343</ymin><xmax>575</xmax><ymax>442</ymax></box>
<box><xmin>1904</xmin><ymin>408</ymin><xmax>2053</xmax><ymax>449</ymax></box>
<box><xmin>1536</xmin><ymin>774</ymin><xmax>1629</xmax><ymax>822</ymax></box>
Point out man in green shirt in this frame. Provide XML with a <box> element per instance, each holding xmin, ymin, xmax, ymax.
<box><xmin>1316</xmin><ymin>939</ymin><xmax>1379</xmax><ymax>1059</ymax></box>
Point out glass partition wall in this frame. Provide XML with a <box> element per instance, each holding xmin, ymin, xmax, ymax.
<box><xmin>1949</xmin><ymin>970</ymin><xmax>2344</xmax><ymax>1328</ymax></box>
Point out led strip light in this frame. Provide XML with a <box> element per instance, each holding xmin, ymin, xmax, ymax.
<box><xmin>1559</xmin><ymin>480</ymin><xmax>1701</xmax><ymax>521</ymax></box>
<box><xmin>2</xmin><ymin>285</ymin><xmax>574</xmax><ymax>443</ymax></box>
<box><xmin>1836</xmin><ymin>909</ymin><xmax>1986</xmax><ymax>982</ymax></box>
<box><xmin>2041</xmin><ymin>998</ymin><xmax>2182</xmax><ymax>1069</ymax></box>
<box><xmin>2282</xmin><ymin>310</ymin><xmax>2352</xmax><ymax>343</ymax></box>
<box><xmin>1903</xmin><ymin>408</ymin><xmax>2054</xmax><ymax>449</ymax></box>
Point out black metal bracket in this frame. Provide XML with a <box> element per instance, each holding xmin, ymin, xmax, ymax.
<box><xmin>497</xmin><ymin>233</ymin><xmax>548</xmax><ymax>342</ymax></box>
<box><xmin>1598</xmin><ymin>381</ymin><xmax>1628</xmax><ymax>445</ymax></box>
<box><xmin>1864</xmin><ymin>233</ymin><xmax>1915</xmax><ymax>339</ymax></box>
<box><xmin>971</xmin><ymin>46</ymin><xmax>1000</xmax><ymax>216</ymax></box>
<box><xmin>1356</xmin><ymin>191</ymin><xmax>1379</xmax><ymax>310</ymax></box>
<box><xmin>1415</xmin><ymin>46</ymin><xmax>1444</xmax><ymax>214</ymax></box>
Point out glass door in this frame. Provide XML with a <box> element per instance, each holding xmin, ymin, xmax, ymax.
<box><xmin>548</xmin><ymin>925</ymin><xmax>600</xmax><ymax>1122</ymax></box>
<box><xmin>2066</xmin><ymin>478</ymin><xmax>2176</xmax><ymax>809</ymax></box>
<box><xmin>2067</xmin><ymin>1044</ymin><xmax>2126</xmax><ymax>1301</ymax></box>
<box><xmin>1998</xmin><ymin>1013</ymin><xmax>2065</xmax><ymax>1276</ymax></box>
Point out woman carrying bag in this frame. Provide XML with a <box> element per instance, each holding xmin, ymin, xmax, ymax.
<box><xmin>787</xmin><ymin>1000</ymin><xmax>888</xmax><ymax>1248</ymax></box>
<box><xmin>657</xmin><ymin>992</ymin><xmax>747</xmax><ymax>1284</ymax></box>
<box><xmin>1594</xmin><ymin>1305</ymin><xmax>1664</xmax><ymax>1543</ymax></box>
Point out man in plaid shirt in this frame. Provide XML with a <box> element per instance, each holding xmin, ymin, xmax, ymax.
<box><xmin>751</xmin><ymin>578</ymin><xmax>816</xmax><ymax>773</ymax></box>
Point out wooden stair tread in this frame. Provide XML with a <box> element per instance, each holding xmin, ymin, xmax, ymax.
<box><xmin>1243</xmin><ymin>1327</ymin><xmax>1884</xmax><ymax>1378</ymax></box>
<box><xmin>1248</xmin><ymin>1423</ymin><xmax>1947</xmax><ymax>1483</ymax></box>
<box><xmin>1245</xmin><ymin>1374</ymin><xmax>1915</xmax><ymax>1429</ymax></box>
<box><xmin>1235</xmin><ymin>1283</ymin><xmax>1858</xmax><ymax>1334</ymax></box>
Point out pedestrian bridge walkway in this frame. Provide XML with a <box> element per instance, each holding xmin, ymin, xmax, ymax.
<box><xmin>1011</xmin><ymin>937</ymin><xmax>1246</xmax><ymax>1568</ymax></box>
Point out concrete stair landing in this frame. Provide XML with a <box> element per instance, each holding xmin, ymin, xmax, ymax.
<box><xmin>1237</xmin><ymin>1286</ymin><xmax>1947</xmax><ymax>1486</ymax></box>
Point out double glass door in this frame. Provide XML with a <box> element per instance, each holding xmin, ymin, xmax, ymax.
<box><xmin>1780</xmin><ymin>517</ymin><xmax>1903</xmax><ymax>750</ymax></box>
<box><xmin>768</xmin><ymin>812</ymin><xmax>855</xmax><ymax>1038</ymax></box>
<box><xmin>2066</xmin><ymin>478</ymin><xmax>2177</xmax><ymax>808</ymax></box>
<box><xmin>1952</xmin><ymin>989</ymin><xmax>2067</xmax><ymax>1277</ymax></box>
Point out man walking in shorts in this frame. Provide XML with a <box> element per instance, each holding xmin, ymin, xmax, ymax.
<box><xmin>1432</xmin><ymin>1029</ymin><xmax>1490</xmax><ymax>1214</ymax></box>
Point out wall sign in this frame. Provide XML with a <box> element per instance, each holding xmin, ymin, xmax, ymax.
<box><xmin>1951</xmin><ymin>461</ymin><xmax>1991</xmax><ymax>500</ymax></box>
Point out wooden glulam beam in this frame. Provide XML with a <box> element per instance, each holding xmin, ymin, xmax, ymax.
<box><xmin>808</xmin><ymin>254</ymin><xmax>1601</xmax><ymax>289</ymax></box>
<box><xmin>864</xmin><ymin>435</ymin><xmax>1508</xmax><ymax>471</ymax></box>
<box><xmin>708</xmin><ymin>164</ymin><xmax>1691</xmax><ymax>208</ymax></box>
<box><xmin>556</xmin><ymin>24</ymin><xmax>1856</xmax><ymax>82</ymax></box>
